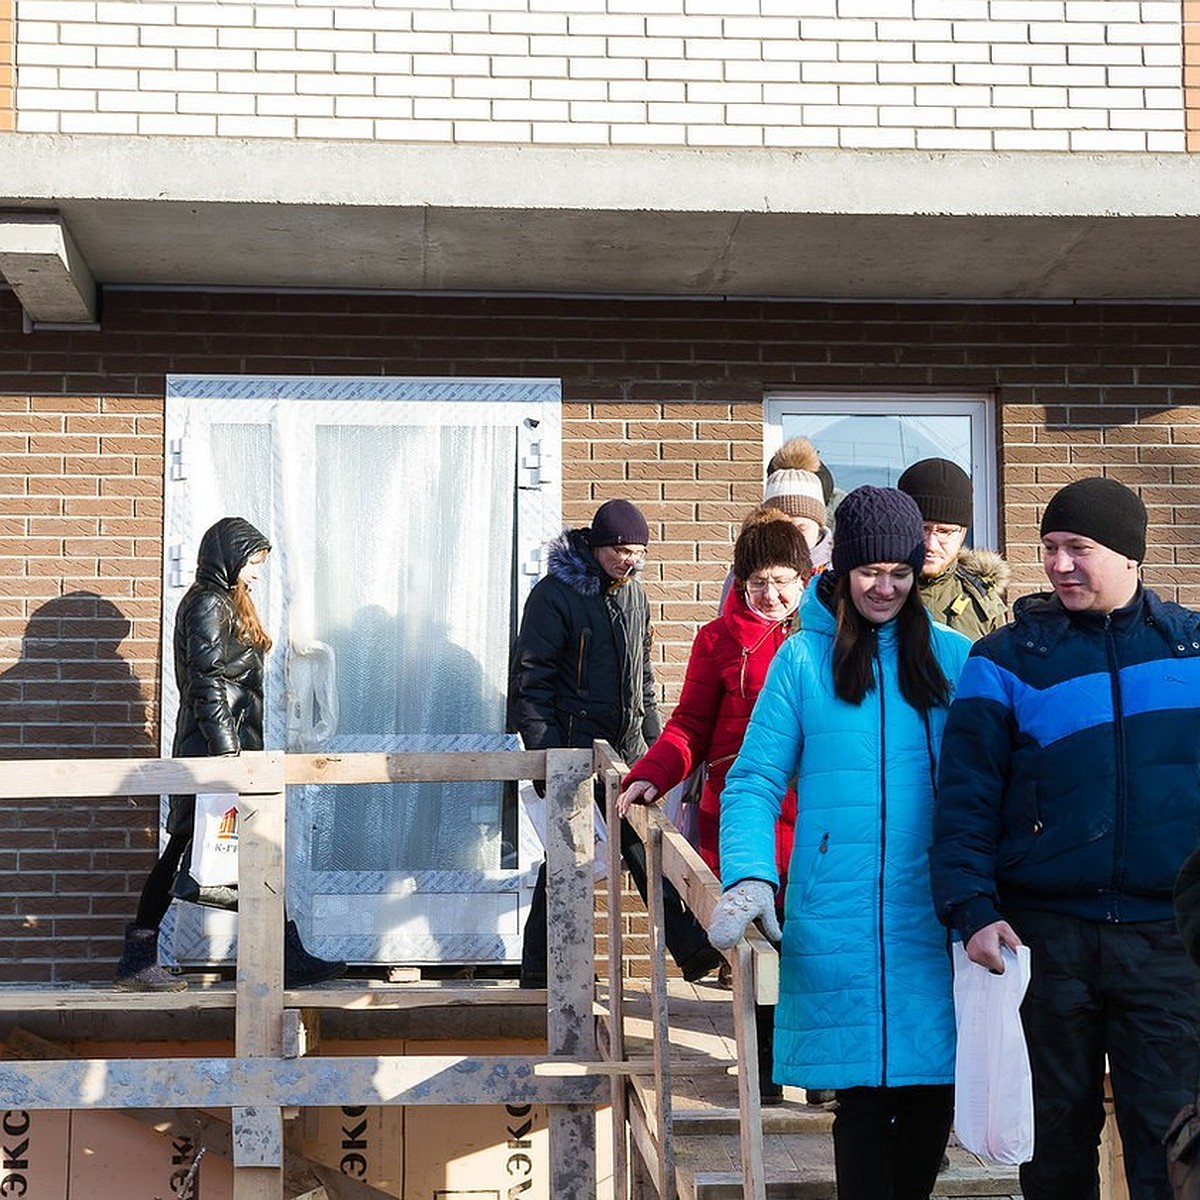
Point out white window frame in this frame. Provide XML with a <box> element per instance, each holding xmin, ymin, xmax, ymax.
<box><xmin>764</xmin><ymin>392</ymin><xmax>998</xmax><ymax>548</ymax></box>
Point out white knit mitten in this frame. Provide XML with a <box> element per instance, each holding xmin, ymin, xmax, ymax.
<box><xmin>707</xmin><ymin>880</ymin><xmax>781</xmax><ymax>949</ymax></box>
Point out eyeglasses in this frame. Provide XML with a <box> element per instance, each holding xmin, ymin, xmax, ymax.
<box><xmin>922</xmin><ymin>524</ymin><xmax>965</xmax><ymax>544</ymax></box>
<box><xmin>746</xmin><ymin>573</ymin><xmax>803</xmax><ymax>594</ymax></box>
<box><xmin>608</xmin><ymin>545</ymin><xmax>647</xmax><ymax>561</ymax></box>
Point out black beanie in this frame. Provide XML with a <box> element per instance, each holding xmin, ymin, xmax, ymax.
<box><xmin>831</xmin><ymin>486</ymin><xmax>926</xmax><ymax>576</ymax></box>
<box><xmin>815</xmin><ymin>460</ymin><xmax>835</xmax><ymax>505</ymax></box>
<box><xmin>1039</xmin><ymin>477</ymin><xmax>1146</xmax><ymax>563</ymax></box>
<box><xmin>897</xmin><ymin>458</ymin><xmax>973</xmax><ymax>527</ymax></box>
<box><xmin>590</xmin><ymin>499</ymin><xmax>650</xmax><ymax>548</ymax></box>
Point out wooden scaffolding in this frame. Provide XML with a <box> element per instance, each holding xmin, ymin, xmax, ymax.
<box><xmin>0</xmin><ymin>745</ymin><xmax>777</xmax><ymax>1200</ymax></box>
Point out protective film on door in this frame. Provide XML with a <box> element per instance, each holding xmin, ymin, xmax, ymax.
<box><xmin>161</xmin><ymin>375</ymin><xmax>561</xmax><ymax>967</ymax></box>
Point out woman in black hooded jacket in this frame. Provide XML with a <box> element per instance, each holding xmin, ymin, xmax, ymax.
<box><xmin>115</xmin><ymin>517</ymin><xmax>345</xmax><ymax>991</ymax></box>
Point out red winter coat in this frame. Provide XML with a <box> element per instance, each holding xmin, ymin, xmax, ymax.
<box><xmin>623</xmin><ymin>586</ymin><xmax>799</xmax><ymax>883</ymax></box>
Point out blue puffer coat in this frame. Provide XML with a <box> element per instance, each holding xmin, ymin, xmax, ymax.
<box><xmin>720</xmin><ymin>581</ymin><xmax>971</xmax><ymax>1090</ymax></box>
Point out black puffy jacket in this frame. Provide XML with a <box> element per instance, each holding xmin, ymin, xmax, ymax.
<box><xmin>168</xmin><ymin>517</ymin><xmax>271</xmax><ymax>834</ymax></box>
<box><xmin>507</xmin><ymin>527</ymin><xmax>662</xmax><ymax>764</ymax></box>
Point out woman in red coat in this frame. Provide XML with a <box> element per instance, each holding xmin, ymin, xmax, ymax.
<box><xmin>619</xmin><ymin>508</ymin><xmax>813</xmax><ymax>890</ymax></box>
<box><xmin>618</xmin><ymin>509</ymin><xmax>813</xmax><ymax>1103</ymax></box>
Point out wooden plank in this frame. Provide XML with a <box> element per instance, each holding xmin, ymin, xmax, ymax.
<box><xmin>236</xmin><ymin>782</ymin><xmax>286</xmax><ymax>1187</ymax></box>
<box><xmin>627</xmin><ymin>1091</ymin><xmax>661</xmax><ymax>1200</ymax></box>
<box><xmin>2</xmin><ymin>1029</ymin><xmax>386</xmax><ymax>1200</ymax></box>
<box><xmin>0</xmin><ymin>750</ymin><xmax>286</xmax><ymax>798</ymax></box>
<box><xmin>236</xmin><ymin>784</ymin><xmax>286</xmax><ymax>1057</ymax></box>
<box><xmin>0</xmin><ymin>986</ymin><xmax>238</xmax><ymax>1011</ymax></box>
<box><xmin>545</xmin><ymin>747</ymin><xmax>599</xmax><ymax>1200</ymax></box>
<box><xmin>0</xmin><ymin>748</ymin><xmax>549</xmax><ymax>798</ymax></box>
<box><xmin>0</xmin><ymin>982</ymin><xmax>552</xmax><ymax>1011</ymax></box>
<box><xmin>0</xmin><ymin>1054</ymin><xmax>615</xmax><ymax>1109</ymax></box>
<box><xmin>285</xmin><ymin>750</ymin><xmax>547</xmax><ymax>785</ymax></box>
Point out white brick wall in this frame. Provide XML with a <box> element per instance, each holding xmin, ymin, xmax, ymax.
<box><xmin>11</xmin><ymin>0</ymin><xmax>1187</xmax><ymax>151</ymax></box>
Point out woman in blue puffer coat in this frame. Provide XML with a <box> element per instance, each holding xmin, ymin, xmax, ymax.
<box><xmin>709</xmin><ymin>486</ymin><xmax>972</xmax><ymax>1200</ymax></box>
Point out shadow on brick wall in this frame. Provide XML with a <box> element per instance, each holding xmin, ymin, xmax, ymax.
<box><xmin>0</xmin><ymin>592</ymin><xmax>155</xmax><ymax>982</ymax></box>
<box><xmin>0</xmin><ymin>592</ymin><xmax>152</xmax><ymax>759</ymax></box>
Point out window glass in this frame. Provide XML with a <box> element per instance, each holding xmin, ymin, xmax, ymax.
<box><xmin>766</xmin><ymin>395</ymin><xmax>996</xmax><ymax>547</ymax></box>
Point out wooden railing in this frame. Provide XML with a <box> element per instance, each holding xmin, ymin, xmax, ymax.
<box><xmin>595</xmin><ymin>741</ymin><xmax>778</xmax><ymax>1200</ymax></box>
<box><xmin>0</xmin><ymin>746</ymin><xmax>776</xmax><ymax>1200</ymax></box>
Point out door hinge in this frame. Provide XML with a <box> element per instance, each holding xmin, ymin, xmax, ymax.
<box><xmin>169</xmin><ymin>436</ymin><xmax>188</xmax><ymax>480</ymax></box>
<box><xmin>523</xmin><ymin>545</ymin><xmax>544</xmax><ymax>578</ymax></box>
<box><xmin>518</xmin><ymin>416</ymin><xmax>553</xmax><ymax>489</ymax></box>
<box><xmin>168</xmin><ymin>542</ymin><xmax>185</xmax><ymax>588</ymax></box>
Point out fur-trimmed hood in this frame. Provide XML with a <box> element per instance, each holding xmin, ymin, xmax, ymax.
<box><xmin>546</xmin><ymin>527</ymin><xmax>639</xmax><ymax>598</ymax></box>
<box><xmin>957</xmin><ymin>547</ymin><xmax>1011</xmax><ymax>593</ymax></box>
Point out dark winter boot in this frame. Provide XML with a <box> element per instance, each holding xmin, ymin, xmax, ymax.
<box><xmin>114</xmin><ymin>923</ymin><xmax>187</xmax><ymax>992</ymax></box>
<box><xmin>284</xmin><ymin>919</ymin><xmax>346</xmax><ymax>988</ymax></box>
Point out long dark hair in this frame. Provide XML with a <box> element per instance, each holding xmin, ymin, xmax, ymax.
<box><xmin>826</xmin><ymin>572</ymin><xmax>951</xmax><ymax>713</ymax></box>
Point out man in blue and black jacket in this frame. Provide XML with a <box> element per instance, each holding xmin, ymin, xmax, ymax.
<box><xmin>931</xmin><ymin>477</ymin><xmax>1200</xmax><ymax>1200</ymax></box>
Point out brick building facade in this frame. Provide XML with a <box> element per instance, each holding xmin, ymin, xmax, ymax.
<box><xmin>1</xmin><ymin>2</ymin><xmax>1200</xmax><ymax>980</ymax></box>
<box><xmin>2</xmin><ymin>286</ymin><xmax>1199</xmax><ymax>981</ymax></box>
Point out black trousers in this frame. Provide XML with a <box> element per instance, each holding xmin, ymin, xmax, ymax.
<box><xmin>134</xmin><ymin>829</ymin><xmax>190</xmax><ymax>931</ymax></box>
<box><xmin>521</xmin><ymin>796</ymin><xmax>713</xmax><ymax>984</ymax></box>
<box><xmin>832</xmin><ymin>1084</ymin><xmax>954</xmax><ymax>1200</ymax></box>
<box><xmin>1010</xmin><ymin>908</ymin><xmax>1200</xmax><ymax>1200</ymax></box>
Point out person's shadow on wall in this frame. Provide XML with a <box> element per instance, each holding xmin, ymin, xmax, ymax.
<box><xmin>0</xmin><ymin>592</ymin><xmax>154</xmax><ymax>982</ymax></box>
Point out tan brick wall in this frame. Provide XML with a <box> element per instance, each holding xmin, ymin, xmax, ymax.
<box><xmin>0</xmin><ymin>391</ymin><xmax>162</xmax><ymax>980</ymax></box>
<box><xmin>1187</xmin><ymin>0</ymin><xmax>1200</xmax><ymax>150</ymax></box>
<box><xmin>2</xmin><ymin>290</ymin><xmax>1200</xmax><ymax>979</ymax></box>
<box><xmin>563</xmin><ymin>399</ymin><xmax>768</xmax><ymax>704</ymax></box>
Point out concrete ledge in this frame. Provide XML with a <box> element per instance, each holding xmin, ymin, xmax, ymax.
<box><xmin>0</xmin><ymin>211</ymin><xmax>96</xmax><ymax>323</ymax></box>
<box><xmin>4</xmin><ymin>134</ymin><xmax>1200</xmax><ymax>217</ymax></box>
<box><xmin>4</xmin><ymin>134</ymin><xmax>1200</xmax><ymax>299</ymax></box>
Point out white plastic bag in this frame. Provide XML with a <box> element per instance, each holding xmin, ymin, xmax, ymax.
<box><xmin>518</xmin><ymin>780</ymin><xmax>609</xmax><ymax>881</ymax></box>
<box><xmin>190</xmin><ymin>792</ymin><xmax>241</xmax><ymax>887</ymax></box>
<box><xmin>951</xmin><ymin>941</ymin><xmax>1035</xmax><ymax>1165</ymax></box>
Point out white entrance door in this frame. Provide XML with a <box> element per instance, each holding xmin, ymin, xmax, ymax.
<box><xmin>160</xmin><ymin>375</ymin><xmax>561</xmax><ymax>966</ymax></box>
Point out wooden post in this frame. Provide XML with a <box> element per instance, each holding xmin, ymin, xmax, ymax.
<box><xmin>545</xmin><ymin>748</ymin><xmax>598</xmax><ymax>1200</ymax></box>
<box><xmin>731</xmin><ymin>941</ymin><xmax>767</xmax><ymax>1200</ymax></box>
<box><xmin>234</xmin><ymin>750</ymin><xmax>287</xmax><ymax>1200</ymax></box>
<box><xmin>604</xmin><ymin>764</ymin><xmax>629</xmax><ymax>1200</ymax></box>
<box><xmin>644</xmin><ymin>822</ymin><xmax>676</xmax><ymax>1200</ymax></box>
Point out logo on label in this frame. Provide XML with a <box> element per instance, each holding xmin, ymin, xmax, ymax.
<box><xmin>217</xmin><ymin>807</ymin><xmax>238</xmax><ymax>839</ymax></box>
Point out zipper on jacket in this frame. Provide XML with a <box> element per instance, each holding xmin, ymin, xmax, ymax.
<box><xmin>1104</xmin><ymin>614</ymin><xmax>1128</xmax><ymax>918</ymax></box>
<box><xmin>738</xmin><ymin>619</ymin><xmax>788</xmax><ymax>698</ymax></box>
<box><xmin>576</xmin><ymin>628</ymin><xmax>591</xmax><ymax>693</ymax></box>
<box><xmin>608</xmin><ymin>596</ymin><xmax>631</xmax><ymax>743</ymax></box>
<box><xmin>875</xmin><ymin>642</ymin><xmax>889</xmax><ymax>1087</ymax></box>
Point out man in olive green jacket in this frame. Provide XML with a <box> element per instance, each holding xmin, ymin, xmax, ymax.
<box><xmin>898</xmin><ymin>458</ymin><xmax>1009</xmax><ymax>641</ymax></box>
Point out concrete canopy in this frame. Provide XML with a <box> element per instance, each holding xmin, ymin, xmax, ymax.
<box><xmin>4</xmin><ymin>132</ymin><xmax>1200</xmax><ymax>318</ymax></box>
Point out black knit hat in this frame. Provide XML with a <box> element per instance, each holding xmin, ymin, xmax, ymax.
<box><xmin>815</xmin><ymin>460</ymin><xmax>835</xmax><ymax>505</ymax></box>
<box><xmin>897</xmin><ymin>458</ymin><xmax>973</xmax><ymax>527</ymax></box>
<box><xmin>831</xmin><ymin>486</ymin><xmax>926</xmax><ymax>576</ymax></box>
<box><xmin>733</xmin><ymin>509</ymin><xmax>813</xmax><ymax>581</ymax></box>
<box><xmin>1039</xmin><ymin>477</ymin><xmax>1146</xmax><ymax>563</ymax></box>
<box><xmin>590</xmin><ymin>498</ymin><xmax>650</xmax><ymax>548</ymax></box>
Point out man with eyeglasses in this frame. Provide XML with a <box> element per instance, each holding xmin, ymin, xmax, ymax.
<box><xmin>508</xmin><ymin>498</ymin><xmax>720</xmax><ymax>990</ymax></box>
<box><xmin>898</xmin><ymin>458</ymin><xmax>1009</xmax><ymax>642</ymax></box>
